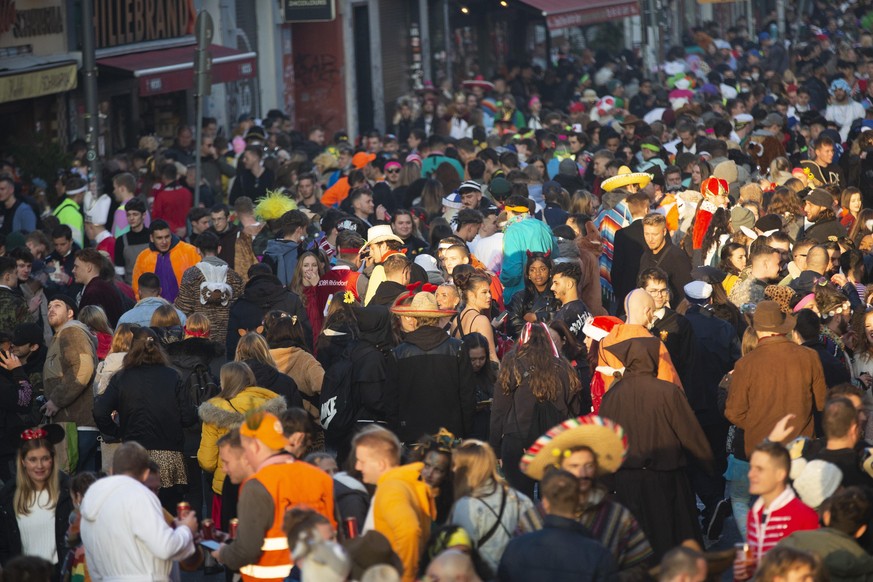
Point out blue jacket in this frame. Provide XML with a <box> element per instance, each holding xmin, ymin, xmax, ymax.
<box><xmin>499</xmin><ymin>216</ymin><xmax>556</xmax><ymax>302</ymax></box>
<box><xmin>498</xmin><ymin>515</ymin><xmax>619</xmax><ymax>582</ymax></box>
<box><xmin>117</xmin><ymin>297</ymin><xmax>187</xmax><ymax>327</ymax></box>
<box><xmin>264</xmin><ymin>239</ymin><xmax>301</xmax><ymax>286</ymax></box>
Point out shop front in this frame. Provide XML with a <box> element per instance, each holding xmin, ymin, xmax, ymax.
<box><xmin>0</xmin><ymin>0</ymin><xmax>78</xmax><ymax>152</ymax></box>
<box><xmin>79</xmin><ymin>0</ymin><xmax>257</xmax><ymax>154</ymax></box>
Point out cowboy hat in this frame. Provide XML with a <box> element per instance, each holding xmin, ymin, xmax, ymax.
<box><xmin>361</xmin><ymin>224</ymin><xmax>403</xmax><ymax>248</ymax></box>
<box><xmin>390</xmin><ymin>291</ymin><xmax>457</xmax><ymax>319</ymax></box>
<box><xmin>751</xmin><ymin>300</ymin><xmax>796</xmax><ymax>334</ymax></box>
<box><xmin>600</xmin><ymin>165</ymin><xmax>652</xmax><ymax>193</ymax></box>
<box><xmin>520</xmin><ymin>415</ymin><xmax>628</xmax><ymax>481</ymax></box>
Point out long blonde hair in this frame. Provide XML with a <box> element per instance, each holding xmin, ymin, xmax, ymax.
<box><xmin>452</xmin><ymin>439</ymin><xmax>503</xmax><ymax>500</ymax></box>
<box><xmin>235</xmin><ymin>332</ymin><xmax>277</xmax><ymax>367</ymax></box>
<box><xmin>219</xmin><ymin>361</ymin><xmax>256</xmax><ymax>400</ymax></box>
<box><xmin>14</xmin><ymin>439</ymin><xmax>59</xmax><ymax>516</ymax></box>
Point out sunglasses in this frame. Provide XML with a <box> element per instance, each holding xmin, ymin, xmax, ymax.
<box><xmin>386</xmin><ymin>168</ymin><xmax>401</xmax><ymax>174</ymax></box>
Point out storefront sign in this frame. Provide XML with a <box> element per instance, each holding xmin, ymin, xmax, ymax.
<box><xmin>545</xmin><ymin>1</ymin><xmax>640</xmax><ymax>29</ymax></box>
<box><xmin>283</xmin><ymin>0</ymin><xmax>335</xmax><ymax>23</ymax></box>
<box><xmin>93</xmin><ymin>0</ymin><xmax>196</xmax><ymax>49</ymax></box>
<box><xmin>0</xmin><ymin>0</ymin><xmax>67</xmax><ymax>55</ymax></box>
<box><xmin>0</xmin><ymin>61</ymin><xmax>77</xmax><ymax>103</ymax></box>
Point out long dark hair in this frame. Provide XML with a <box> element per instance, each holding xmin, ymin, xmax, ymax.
<box><xmin>123</xmin><ymin>326</ymin><xmax>170</xmax><ymax>368</ymax></box>
<box><xmin>462</xmin><ymin>332</ymin><xmax>496</xmax><ymax>384</ymax></box>
<box><xmin>263</xmin><ymin>310</ymin><xmax>309</xmax><ymax>350</ymax></box>
<box><xmin>719</xmin><ymin>242</ymin><xmax>746</xmax><ymax>276</ymax></box>
<box><xmin>549</xmin><ymin>319</ymin><xmax>585</xmax><ymax>362</ymax></box>
<box><xmin>522</xmin><ymin>251</ymin><xmax>553</xmax><ymax>298</ymax></box>
<box><xmin>701</xmin><ymin>207</ymin><xmax>730</xmax><ymax>259</ymax></box>
<box><xmin>498</xmin><ymin>323</ymin><xmax>580</xmax><ymax>401</ymax></box>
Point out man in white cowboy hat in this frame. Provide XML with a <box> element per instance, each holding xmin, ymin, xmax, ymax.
<box><xmin>362</xmin><ymin>224</ymin><xmax>428</xmax><ymax>306</ymax></box>
<box><xmin>725</xmin><ymin>301</ymin><xmax>827</xmax><ymax>460</ymax></box>
<box><xmin>386</xmin><ymin>290</ymin><xmax>475</xmax><ymax>445</ymax></box>
<box><xmin>519</xmin><ymin>415</ymin><xmax>655</xmax><ymax>576</ymax></box>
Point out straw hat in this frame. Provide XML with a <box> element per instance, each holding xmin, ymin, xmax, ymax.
<box><xmin>600</xmin><ymin>165</ymin><xmax>652</xmax><ymax>192</ymax></box>
<box><xmin>362</xmin><ymin>224</ymin><xmax>403</xmax><ymax>247</ymax></box>
<box><xmin>390</xmin><ymin>291</ymin><xmax>457</xmax><ymax>319</ymax></box>
<box><xmin>521</xmin><ymin>415</ymin><xmax>628</xmax><ymax>481</ymax></box>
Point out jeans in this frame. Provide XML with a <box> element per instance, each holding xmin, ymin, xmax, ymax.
<box><xmin>725</xmin><ymin>455</ymin><xmax>751</xmax><ymax>539</ymax></box>
<box><xmin>77</xmin><ymin>429</ymin><xmax>100</xmax><ymax>474</ymax></box>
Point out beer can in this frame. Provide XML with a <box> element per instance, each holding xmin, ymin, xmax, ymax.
<box><xmin>345</xmin><ymin>517</ymin><xmax>358</xmax><ymax>539</ymax></box>
<box><xmin>229</xmin><ymin>518</ymin><xmax>239</xmax><ymax>540</ymax></box>
<box><xmin>201</xmin><ymin>518</ymin><xmax>214</xmax><ymax>540</ymax></box>
<box><xmin>177</xmin><ymin>502</ymin><xmax>191</xmax><ymax>519</ymax></box>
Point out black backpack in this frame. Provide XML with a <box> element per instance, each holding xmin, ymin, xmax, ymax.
<box><xmin>185</xmin><ymin>363</ymin><xmax>220</xmax><ymax>407</ymax></box>
<box><xmin>319</xmin><ymin>343</ymin><xmax>359</xmax><ymax>446</ymax></box>
<box><xmin>524</xmin><ymin>397</ymin><xmax>564</xmax><ymax>448</ymax></box>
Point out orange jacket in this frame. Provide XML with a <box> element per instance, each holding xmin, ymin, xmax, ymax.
<box><xmin>597</xmin><ymin>323</ymin><xmax>682</xmax><ymax>390</ymax></box>
<box><xmin>372</xmin><ymin>462</ymin><xmax>435</xmax><ymax>582</ymax></box>
<box><xmin>239</xmin><ymin>460</ymin><xmax>336</xmax><ymax>582</ymax></box>
<box><xmin>321</xmin><ymin>177</ymin><xmax>350</xmax><ymax>207</ymax></box>
<box><xmin>131</xmin><ymin>238</ymin><xmax>201</xmax><ymax>298</ymax></box>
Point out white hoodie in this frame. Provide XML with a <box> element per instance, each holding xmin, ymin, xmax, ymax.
<box><xmin>80</xmin><ymin>475</ymin><xmax>194</xmax><ymax>582</ymax></box>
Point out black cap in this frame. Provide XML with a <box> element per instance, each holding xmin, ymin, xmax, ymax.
<box><xmin>48</xmin><ymin>294</ymin><xmax>78</xmax><ymax>319</ymax></box>
<box><xmin>12</xmin><ymin>323</ymin><xmax>43</xmax><ymax>347</ymax></box>
<box><xmin>691</xmin><ymin>265</ymin><xmax>727</xmax><ymax>284</ymax></box>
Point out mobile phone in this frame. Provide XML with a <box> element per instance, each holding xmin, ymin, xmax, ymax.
<box><xmin>200</xmin><ymin>540</ymin><xmax>220</xmax><ymax>551</ymax></box>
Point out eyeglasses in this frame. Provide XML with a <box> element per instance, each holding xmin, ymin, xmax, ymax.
<box><xmin>646</xmin><ymin>288</ymin><xmax>669</xmax><ymax>296</ymax></box>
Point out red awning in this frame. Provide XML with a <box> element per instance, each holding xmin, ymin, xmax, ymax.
<box><xmin>98</xmin><ymin>44</ymin><xmax>257</xmax><ymax>97</ymax></box>
<box><xmin>521</xmin><ymin>0</ymin><xmax>641</xmax><ymax>29</ymax></box>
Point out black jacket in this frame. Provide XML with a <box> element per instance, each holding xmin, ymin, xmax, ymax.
<box><xmin>387</xmin><ymin>326</ymin><xmax>475</xmax><ymax>443</ymax></box>
<box><xmin>368</xmin><ymin>280</ymin><xmax>408</xmax><ymax>308</ymax></box>
<box><xmin>638</xmin><ymin>242</ymin><xmax>692</xmax><ymax>304</ymax></box>
<box><xmin>506</xmin><ymin>287</ymin><xmax>556</xmax><ymax>338</ymax></box>
<box><xmin>225</xmin><ymin>273</ymin><xmax>312</xmax><ymax>356</ymax></box>
<box><xmin>802</xmin><ymin>339</ymin><xmax>852</xmax><ymax>388</ymax></box>
<box><xmin>165</xmin><ymin>338</ymin><xmax>226</xmax><ymax>455</ymax></box>
<box><xmin>94</xmin><ymin>364</ymin><xmax>197</xmax><ymax>452</ymax></box>
<box><xmin>498</xmin><ymin>514</ymin><xmax>618</xmax><ymax>582</ymax></box>
<box><xmin>0</xmin><ymin>367</ymin><xmax>34</xmax><ymax>458</ymax></box>
<box><xmin>0</xmin><ymin>473</ymin><xmax>73</xmax><ymax>577</ymax></box>
<box><xmin>611</xmin><ymin>220</ymin><xmax>646</xmax><ymax>314</ymax></box>
<box><xmin>800</xmin><ymin>217</ymin><xmax>848</xmax><ymax>243</ymax></box>
<box><xmin>243</xmin><ymin>359</ymin><xmax>303</xmax><ymax>409</ymax></box>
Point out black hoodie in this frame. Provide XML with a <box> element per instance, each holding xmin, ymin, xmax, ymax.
<box><xmin>243</xmin><ymin>358</ymin><xmax>303</xmax><ymax>409</ymax></box>
<box><xmin>225</xmin><ymin>273</ymin><xmax>312</xmax><ymax>356</ymax></box>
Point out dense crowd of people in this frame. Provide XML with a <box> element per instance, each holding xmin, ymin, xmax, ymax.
<box><xmin>8</xmin><ymin>3</ymin><xmax>873</xmax><ymax>581</ymax></box>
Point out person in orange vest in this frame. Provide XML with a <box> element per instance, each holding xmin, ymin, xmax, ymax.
<box><xmin>212</xmin><ymin>410</ymin><xmax>335</xmax><ymax>582</ymax></box>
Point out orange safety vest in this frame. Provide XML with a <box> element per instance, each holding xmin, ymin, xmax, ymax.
<box><xmin>239</xmin><ymin>460</ymin><xmax>335</xmax><ymax>582</ymax></box>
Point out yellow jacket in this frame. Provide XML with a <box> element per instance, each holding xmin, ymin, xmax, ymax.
<box><xmin>197</xmin><ymin>386</ymin><xmax>286</xmax><ymax>494</ymax></box>
<box><xmin>372</xmin><ymin>462</ymin><xmax>435</xmax><ymax>582</ymax></box>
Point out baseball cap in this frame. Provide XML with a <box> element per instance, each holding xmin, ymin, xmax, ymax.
<box><xmin>239</xmin><ymin>412</ymin><xmax>287</xmax><ymax>450</ymax></box>
<box><xmin>12</xmin><ymin>323</ymin><xmax>43</xmax><ymax>347</ymax></box>
<box><xmin>352</xmin><ymin>152</ymin><xmax>376</xmax><ymax>169</ymax></box>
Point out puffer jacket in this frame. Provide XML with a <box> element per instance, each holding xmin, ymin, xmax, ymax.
<box><xmin>197</xmin><ymin>386</ymin><xmax>286</xmax><ymax>494</ymax></box>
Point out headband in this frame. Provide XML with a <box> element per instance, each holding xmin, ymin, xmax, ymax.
<box><xmin>519</xmin><ymin>322</ymin><xmax>560</xmax><ymax>358</ymax></box>
<box><xmin>339</xmin><ymin>247</ymin><xmax>362</xmax><ymax>254</ymax></box>
<box><xmin>184</xmin><ymin>327</ymin><xmax>209</xmax><ymax>338</ymax></box>
<box><xmin>66</xmin><ymin>185</ymin><xmax>87</xmax><ymax>196</ymax></box>
<box><xmin>505</xmin><ymin>205</ymin><xmax>530</xmax><ymax>214</ymax></box>
<box><xmin>21</xmin><ymin>427</ymin><xmax>47</xmax><ymax>441</ymax></box>
<box><xmin>640</xmin><ymin>143</ymin><xmax>660</xmax><ymax>153</ymax></box>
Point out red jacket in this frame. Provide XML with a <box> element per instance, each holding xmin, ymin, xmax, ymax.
<box><xmin>747</xmin><ymin>487</ymin><xmax>819</xmax><ymax>563</ymax></box>
<box><xmin>152</xmin><ymin>182</ymin><xmax>193</xmax><ymax>234</ymax></box>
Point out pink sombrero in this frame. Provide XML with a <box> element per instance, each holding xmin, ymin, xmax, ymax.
<box><xmin>521</xmin><ymin>415</ymin><xmax>628</xmax><ymax>481</ymax></box>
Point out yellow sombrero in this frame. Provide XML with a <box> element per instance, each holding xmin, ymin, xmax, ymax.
<box><xmin>600</xmin><ymin>165</ymin><xmax>652</xmax><ymax>192</ymax></box>
<box><xmin>520</xmin><ymin>415</ymin><xmax>628</xmax><ymax>481</ymax></box>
